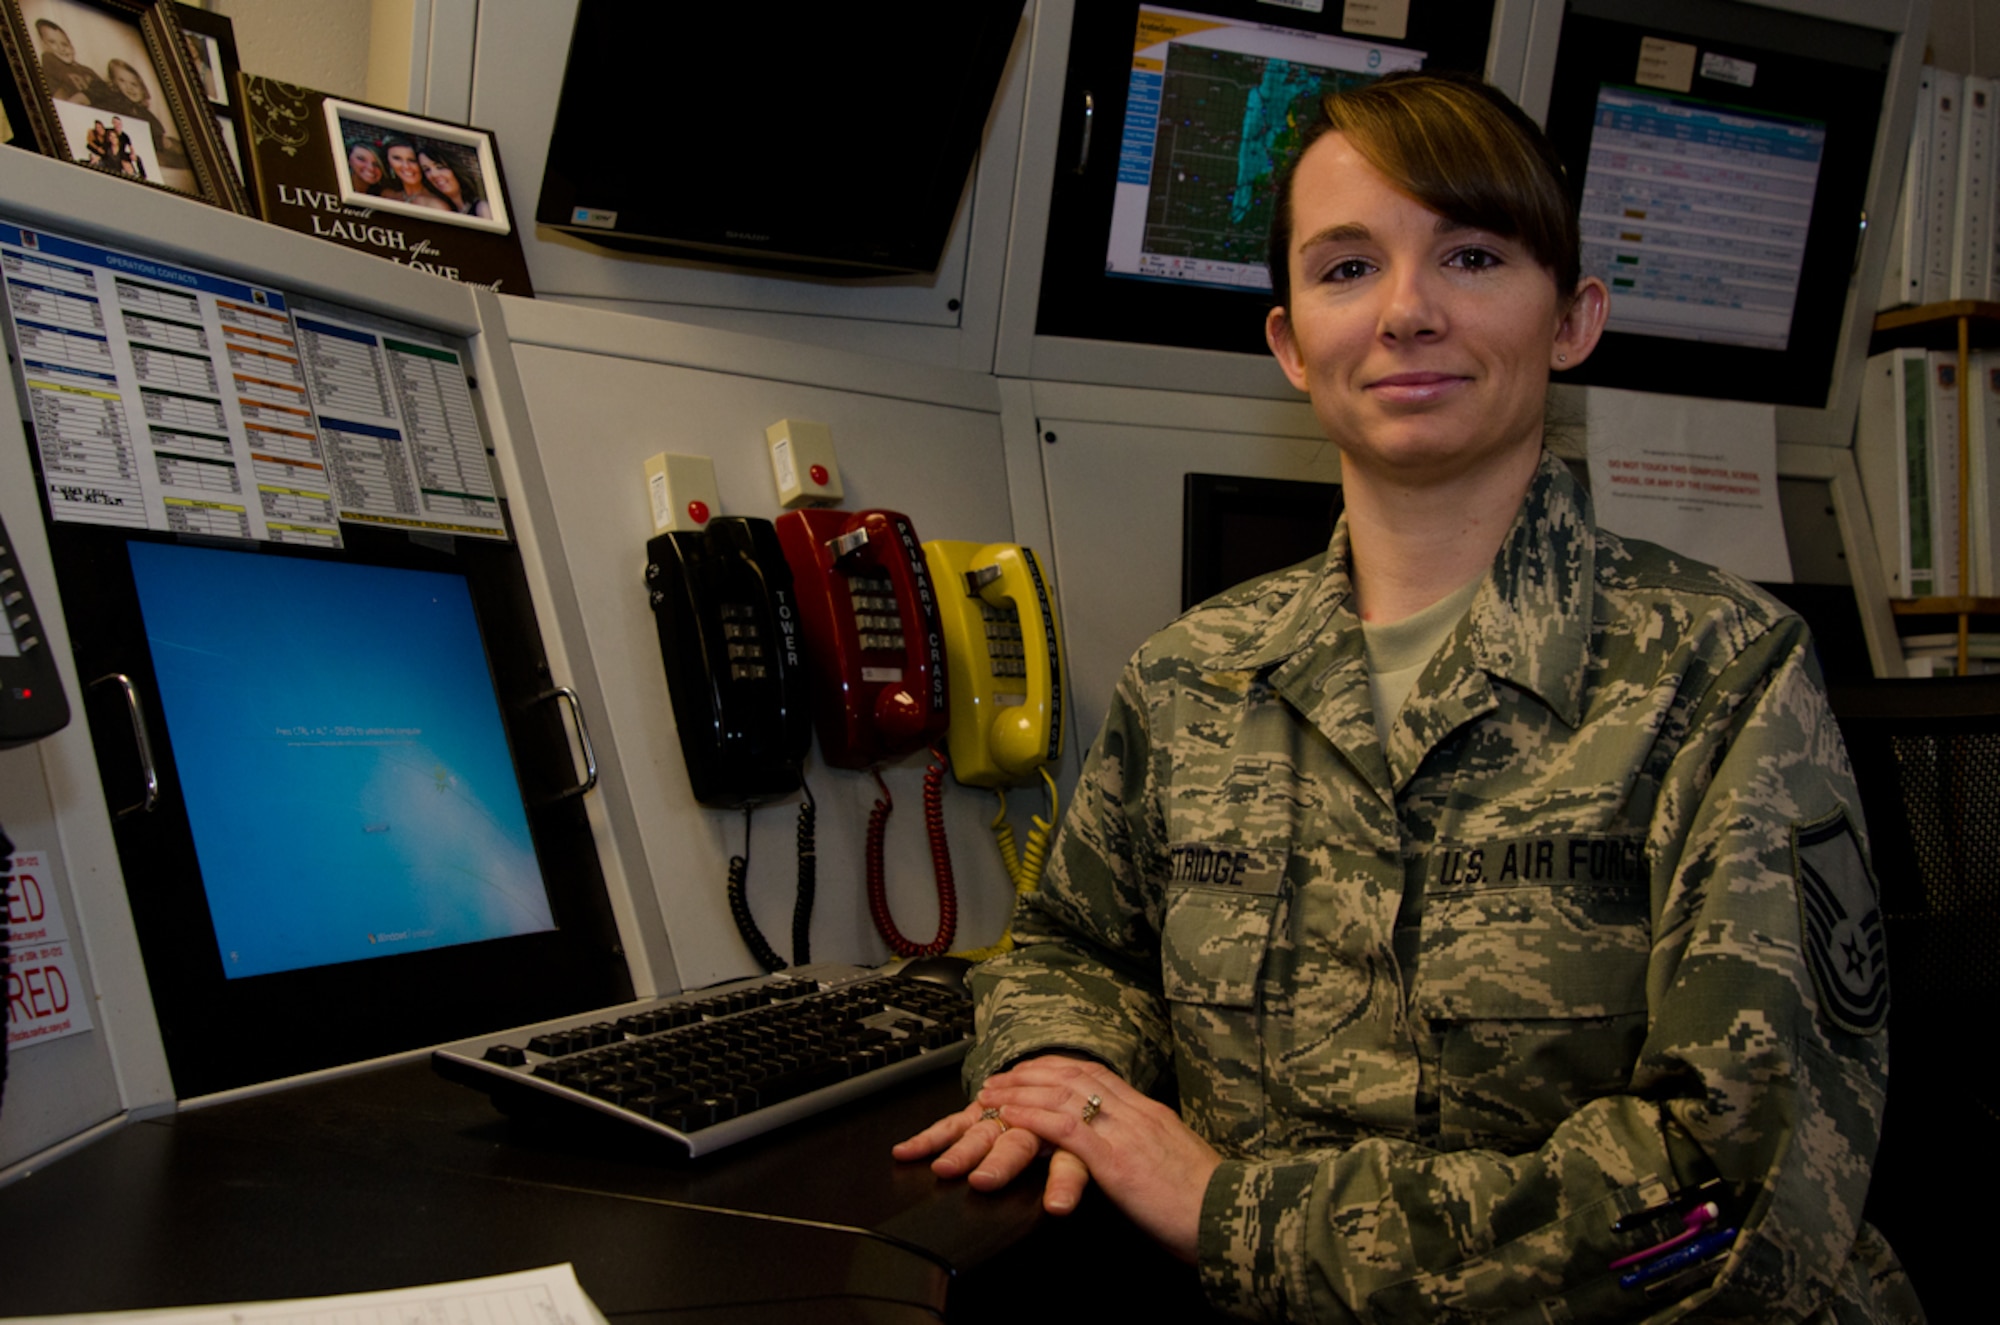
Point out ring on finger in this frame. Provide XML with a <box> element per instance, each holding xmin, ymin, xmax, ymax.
<box><xmin>1080</xmin><ymin>1093</ymin><xmax>1102</xmax><ymax>1125</ymax></box>
<box><xmin>980</xmin><ymin>1105</ymin><xmax>1009</xmax><ymax>1133</ymax></box>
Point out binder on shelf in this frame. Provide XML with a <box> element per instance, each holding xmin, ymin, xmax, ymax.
<box><xmin>1896</xmin><ymin>69</ymin><xmax>1935</xmax><ymax>308</ymax></box>
<box><xmin>1971</xmin><ymin>349</ymin><xmax>2000</xmax><ymax>595</ymax></box>
<box><xmin>1954</xmin><ymin>76</ymin><xmax>1997</xmax><ymax>301</ymax></box>
<box><xmin>1927</xmin><ymin>349</ymin><xmax>1963</xmax><ymax>597</ymax></box>
<box><xmin>1857</xmin><ymin>348</ymin><xmax>1936</xmax><ymax>596</ymax></box>
<box><xmin>1924</xmin><ymin>70</ymin><xmax>1964</xmax><ymax>306</ymax></box>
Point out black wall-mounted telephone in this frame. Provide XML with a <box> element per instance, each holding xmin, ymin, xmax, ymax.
<box><xmin>644</xmin><ymin>517</ymin><xmax>812</xmax><ymax>808</ymax></box>
<box><xmin>646</xmin><ymin>517</ymin><xmax>819</xmax><ymax>972</ymax></box>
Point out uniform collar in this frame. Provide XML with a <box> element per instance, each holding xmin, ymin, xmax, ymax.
<box><xmin>1198</xmin><ymin>451</ymin><xmax>1595</xmax><ymax>732</ymax></box>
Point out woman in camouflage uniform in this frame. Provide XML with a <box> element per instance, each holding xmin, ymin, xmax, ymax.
<box><xmin>899</xmin><ymin>73</ymin><xmax>1917</xmax><ymax>1322</ymax></box>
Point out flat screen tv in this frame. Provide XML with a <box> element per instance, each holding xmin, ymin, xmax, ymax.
<box><xmin>535</xmin><ymin>4</ymin><xmax>1028</xmax><ymax>276</ymax></box>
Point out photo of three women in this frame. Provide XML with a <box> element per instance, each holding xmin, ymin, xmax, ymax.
<box><xmin>341</xmin><ymin>127</ymin><xmax>491</xmax><ymax>220</ymax></box>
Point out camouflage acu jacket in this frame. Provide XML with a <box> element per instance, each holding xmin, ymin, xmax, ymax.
<box><xmin>966</xmin><ymin>455</ymin><xmax>1914</xmax><ymax>1322</ymax></box>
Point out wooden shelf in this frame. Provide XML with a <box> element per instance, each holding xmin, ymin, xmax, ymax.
<box><xmin>1891</xmin><ymin>597</ymin><xmax>2000</xmax><ymax>616</ymax></box>
<box><xmin>1871</xmin><ymin>301</ymin><xmax>2000</xmax><ymax>354</ymax></box>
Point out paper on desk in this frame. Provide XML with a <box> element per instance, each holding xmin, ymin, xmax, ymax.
<box><xmin>1584</xmin><ymin>387</ymin><xmax>1794</xmax><ymax>583</ymax></box>
<box><xmin>0</xmin><ymin>1264</ymin><xmax>611</xmax><ymax>1325</ymax></box>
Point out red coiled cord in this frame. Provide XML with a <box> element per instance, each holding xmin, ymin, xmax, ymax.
<box><xmin>863</xmin><ymin>753</ymin><xmax>958</xmax><ymax>958</ymax></box>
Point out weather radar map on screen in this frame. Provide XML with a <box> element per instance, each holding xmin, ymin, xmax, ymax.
<box><xmin>127</xmin><ymin>541</ymin><xmax>555</xmax><ymax>980</ymax></box>
<box><xmin>1109</xmin><ymin>6</ymin><xmax>1424</xmax><ymax>292</ymax></box>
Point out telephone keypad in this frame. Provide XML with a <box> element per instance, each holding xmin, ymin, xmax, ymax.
<box><xmin>722</xmin><ymin>602</ymin><xmax>769</xmax><ymax>679</ymax></box>
<box><xmin>981</xmin><ymin>600</ymin><xmax>1028</xmax><ymax>678</ymax></box>
<box><xmin>847</xmin><ymin>572</ymin><xmax>906</xmax><ymax>652</ymax></box>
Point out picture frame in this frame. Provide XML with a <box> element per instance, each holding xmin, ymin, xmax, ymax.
<box><xmin>325</xmin><ymin>99</ymin><xmax>512</xmax><ymax>235</ymax></box>
<box><xmin>0</xmin><ymin>27</ymin><xmax>37</xmax><ymax>149</ymax></box>
<box><xmin>170</xmin><ymin>1</ymin><xmax>247</xmax><ymax>190</ymax></box>
<box><xmin>0</xmin><ymin>0</ymin><xmax>250</xmax><ymax>212</ymax></box>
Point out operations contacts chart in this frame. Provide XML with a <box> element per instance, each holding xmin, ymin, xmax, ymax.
<box><xmin>0</xmin><ymin>223</ymin><xmax>340</xmax><ymax>545</ymax></box>
<box><xmin>0</xmin><ymin>222</ymin><xmax>507</xmax><ymax>545</ymax></box>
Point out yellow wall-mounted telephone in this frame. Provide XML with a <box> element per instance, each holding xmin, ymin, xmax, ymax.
<box><xmin>923</xmin><ymin>540</ymin><xmax>1065</xmax><ymax>961</ymax></box>
<box><xmin>922</xmin><ymin>541</ymin><xmax>1067</xmax><ymax>787</ymax></box>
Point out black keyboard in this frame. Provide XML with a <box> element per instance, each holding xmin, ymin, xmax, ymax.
<box><xmin>432</xmin><ymin>964</ymin><xmax>973</xmax><ymax>1156</ymax></box>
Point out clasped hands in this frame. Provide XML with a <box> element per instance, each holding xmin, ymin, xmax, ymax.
<box><xmin>892</xmin><ymin>1053</ymin><xmax>1221</xmax><ymax>1263</ymax></box>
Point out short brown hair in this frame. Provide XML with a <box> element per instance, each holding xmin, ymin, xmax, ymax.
<box><xmin>1266</xmin><ymin>72</ymin><xmax>1580</xmax><ymax>306</ymax></box>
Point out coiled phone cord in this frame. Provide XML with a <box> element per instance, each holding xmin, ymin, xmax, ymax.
<box><xmin>792</xmin><ymin>780</ymin><xmax>816</xmax><ymax>966</ymax></box>
<box><xmin>864</xmin><ymin>756</ymin><xmax>958</xmax><ymax>958</ymax></box>
<box><xmin>954</xmin><ymin>768</ymin><xmax>1060</xmax><ymax>963</ymax></box>
<box><xmin>726</xmin><ymin>806</ymin><xmax>788</xmax><ymax>972</ymax></box>
<box><xmin>727</xmin><ymin>789</ymin><xmax>820</xmax><ymax>973</ymax></box>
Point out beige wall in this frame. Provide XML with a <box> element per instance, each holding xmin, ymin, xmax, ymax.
<box><xmin>1928</xmin><ymin>0</ymin><xmax>2000</xmax><ymax>76</ymax></box>
<box><xmin>207</xmin><ymin>0</ymin><xmax>374</xmax><ymax>101</ymax></box>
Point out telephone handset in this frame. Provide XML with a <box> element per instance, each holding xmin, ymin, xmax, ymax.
<box><xmin>923</xmin><ymin>540</ymin><xmax>1067</xmax><ymax>963</ymax></box>
<box><xmin>646</xmin><ymin>517</ymin><xmax>818</xmax><ymax>973</ymax></box>
<box><xmin>922</xmin><ymin>540</ymin><xmax>1067</xmax><ymax>788</ymax></box>
<box><xmin>777</xmin><ymin>508</ymin><xmax>956</xmax><ymax>958</ymax></box>
<box><xmin>644</xmin><ymin>517</ymin><xmax>812</xmax><ymax>808</ymax></box>
<box><xmin>774</xmin><ymin>508</ymin><xmax>949</xmax><ymax>768</ymax></box>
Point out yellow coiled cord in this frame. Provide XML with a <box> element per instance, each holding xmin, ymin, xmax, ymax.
<box><xmin>952</xmin><ymin>767</ymin><xmax>1058</xmax><ymax>963</ymax></box>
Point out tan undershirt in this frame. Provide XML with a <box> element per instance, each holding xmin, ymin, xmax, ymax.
<box><xmin>1360</xmin><ymin>575</ymin><xmax>1483</xmax><ymax>749</ymax></box>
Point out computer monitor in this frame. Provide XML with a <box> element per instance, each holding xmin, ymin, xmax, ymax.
<box><xmin>1035</xmin><ymin>0</ymin><xmax>1497</xmax><ymax>355</ymax></box>
<box><xmin>126</xmin><ymin>542</ymin><xmax>554</xmax><ymax>980</ymax></box>
<box><xmin>1541</xmin><ymin>0</ymin><xmax>1897</xmax><ymax>407</ymax></box>
<box><xmin>1182</xmin><ymin>472</ymin><xmax>1342</xmax><ymax>610</ymax></box>
<box><xmin>53</xmin><ymin>522</ymin><xmax>632</xmax><ymax>1097</ymax></box>
<box><xmin>534</xmin><ymin>3</ymin><xmax>1028</xmax><ymax>276</ymax></box>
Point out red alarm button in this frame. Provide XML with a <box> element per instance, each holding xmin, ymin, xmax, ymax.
<box><xmin>809</xmin><ymin>464</ymin><xmax>829</xmax><ymax>486</ymax></box>
<box><xmin>686</xmin><ymin>500</ymin><xmax>710</xmax><ymax>525</ymax></box>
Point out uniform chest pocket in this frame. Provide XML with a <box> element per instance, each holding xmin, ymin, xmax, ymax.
<box><xmin>1413</xmin><ymin>882</ymin><xmax>1650</xmax><ymax>1151</ymax></box>
<box><xmin>1160</xmin><ymin>886</ymin><xmax>1280</xmax><ymax>1007</ymax></box>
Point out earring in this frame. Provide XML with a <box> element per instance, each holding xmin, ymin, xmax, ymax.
<box><xmin>1557</xmin><ymin>353</ymin><xmax>1568</xmax><ymax>363</ymax></box>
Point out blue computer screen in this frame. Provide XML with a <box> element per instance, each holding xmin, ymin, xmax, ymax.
<box><xmin>127</xmin><ymin>541</ymin><xmax>556</xmax><ymax>979</ymax></box>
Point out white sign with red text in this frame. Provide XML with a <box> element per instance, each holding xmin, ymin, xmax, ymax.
<box><xmin>5</xmin><ymin>848</ymin><xmax>95</xmax><ymax>1049</ymax></box>
<box><xmin>1585</xmin><ymin>387</ymin><xmax>1794</xmax><ymax>584</ymax></box>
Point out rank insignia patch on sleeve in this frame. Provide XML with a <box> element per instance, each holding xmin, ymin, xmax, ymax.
<box><xmin>1794</xmin><ymin>812</ymin><xmax>1889</xmax><ymax>1036</ymax></box>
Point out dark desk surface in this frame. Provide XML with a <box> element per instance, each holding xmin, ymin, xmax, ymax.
<box><xmin>0</xmin><ymin>1060</ymin><xmax>1055</xmax><ymax>1323</ymax></box>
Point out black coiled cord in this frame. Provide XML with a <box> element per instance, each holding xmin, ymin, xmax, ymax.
<box><xmin>792</xmin><ymin>780</ymin><xmax>815</xmax><ymax>966</ymax></box>
<box><xmin>725</xmin><ymin>789</ymin><xmax>817</xmax><ymax>973</ymax></box>
<box><xmin>726</xmin><ymin>806</ymin><xmax>788</xmax><ymax>973</ymax></box>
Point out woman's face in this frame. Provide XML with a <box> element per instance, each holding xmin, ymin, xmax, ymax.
<box><xmin>111</xmin><ymin>64</ymin><xmax>147</xmax><ymax>105</ymax></box>
<box><xmin>349</xmin><ymin>145</ymin><xmax>383</xmax><ymax>188</ymax></box>
<box><xmin>1265</xmin><ymin>133</ymin><xmax>1604</xmax><ymax>487</ymax></box>
<box><xmin>419</xmin><ymin>152</ymin><xmax>459</xmax><ymax>197</ymax></box>
<box><xmin>387</xmin><ymin>144</ymin><xmax>422</xmax><ymax>188</ymax></box>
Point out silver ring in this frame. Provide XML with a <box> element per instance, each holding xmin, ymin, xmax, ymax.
<box><xmin>1081</xmin><ymin>1093</ymin><xmax>1102</xmax><ymax>1124</ymax></box>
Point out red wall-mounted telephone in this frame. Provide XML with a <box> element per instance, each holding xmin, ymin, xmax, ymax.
<box><xmin>777</xmin><ymin>508</ymin><xmax>957</xmax><ymax>958</ymax></box>
<box><xmin>774</xmin><ymin>508</ymin><xmax>949</xmax><ymax>769</ymax></box>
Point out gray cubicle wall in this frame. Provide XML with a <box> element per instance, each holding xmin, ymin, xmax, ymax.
<box><xmin>476</xmin><ymin>298</ymin><xmax>1037</xmax><ymax>991</ymax></box>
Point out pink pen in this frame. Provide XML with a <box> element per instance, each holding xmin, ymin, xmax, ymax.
<box><xmin>1609</xmin><ymin>1200</ymin><xmax>1722</xmax><ymax>1271</ymax></box>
